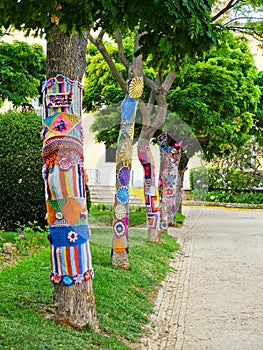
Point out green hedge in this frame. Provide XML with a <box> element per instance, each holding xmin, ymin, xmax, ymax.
<box><xmin>0</xmin><ymin>111</ymin><xmax>46</xmax><ymax>231</ymax></box>
<box><xmin>190</xmin><ymin>167</ymin><xmax>263</xmax><ymax>204</ymax></box>
<box><xmin>190</xmin><ymin>167</ymin><xmax>262</xmax><ymax>192</ymax></box>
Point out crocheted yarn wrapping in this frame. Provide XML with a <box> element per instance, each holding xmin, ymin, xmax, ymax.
<box><xmin>42</xmin><ymin>75</ymin><xmax>93</xmax><ymax>285</ymax></box>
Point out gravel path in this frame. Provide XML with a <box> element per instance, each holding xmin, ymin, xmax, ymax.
<box><xmin>139</xmin><ymin>207</ymin><xmax>263</xmax><ymax>350</ymax></box>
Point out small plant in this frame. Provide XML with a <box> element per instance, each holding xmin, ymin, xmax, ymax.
<box><xmin>15</xmin><ymin>221</ymin><xmax>48</xmax><ymax>255</ymax></box>
<box><xmin>175</xmin><ymin>212</ymin><xmax>185</xmax><ymax>224</ymax></box>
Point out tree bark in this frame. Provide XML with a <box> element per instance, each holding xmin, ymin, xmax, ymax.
<box><xmin>42</xmin><ymin>26</ymin><xmax>98</xmax><ymax>329</ymax></box>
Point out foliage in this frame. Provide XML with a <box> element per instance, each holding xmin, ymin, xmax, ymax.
<box><xmin>0</xmin><ymin>1</ymin><xmax>215</xmax><ymax>67</ymax></box>
<box><xmin>205</xmin><ymin>190</ymin><xmax>263</xmax><ymax>205</ymax></box>
<box><xmin>190</xmin><ymin>166</ymin><xmax>262</xmax><ymax>194</ymax></box>
<box><xmin>212</xmin><ymin>136</ymin><xmax>263</xmax><ymax>176</ymax></box>
<box><xmin>167</xmin><ymin>31</ymin><xmax>260</xmax><ymax>160</ymax></box>
<box><xmin>0</xmin><ymin>41</ymin><xmax>45</xmax><ymax>106</ymax></box>
<box><xmin>0</xmin><ymin>228</ymin><xmax>178</xmax><ymax>348</ymax></box>
<box><xmin>87</xmin><ymin>30</ymin><xmax>261</xmax><ymax>166</ymax></box>
<box><xmin>0</xmin><ymin>222</ymin><xmax>47</xmax><ymax>268</ymax></box>
<box><xmin>0</xmin><ymin>111</ymin><xmax>46</xmax><ymax>231</ymax></box>
<box><xmin>84</xmin><ymin>42</ymin><xmax>128</xmax><ymax>111</ymax></box>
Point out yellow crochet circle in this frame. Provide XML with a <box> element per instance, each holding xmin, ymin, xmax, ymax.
<box><xmin>128</xmin><ymin>77</ymin><xmax>144</xmax><ymax>99</ymax></box>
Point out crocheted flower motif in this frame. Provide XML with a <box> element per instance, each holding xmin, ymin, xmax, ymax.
<box><xmin>117</xmin><ymin>187</ymin><xmax>129</xmax><ymax>203</ymax></box>
<box><xmin>128</xmin><ymin>77</ymin><xmax>144</xmax><ymax>99</ymax></box>
<box><xmin>55</xmin><ymin>211</ymin><xmax>64</xmax><ymax>220</ymax></box>
<box><xmin>115</xmin><ymin>204</ymin><xmax>127</xmax><ymax>220</ymax></box>
<box><xmin>50</xmin><ymin>273</ymin><xmax>61</xmax><ymax>284</ymax></box>
<box><xmin>114</xmin><ymin>220</ymin><xmax>126</xmax><ymax>237</ymax></box>
<box><xmin>118</xmin><ymin>167</ymin><xmax>130</xmax><ymax>186</ymax></box>
<box><xmin>59</xmin><ymin>157</ymin><xmax>72</xmax><ymax>171</ymax></box>
<box><xmin>119</xmin><ymin>141</ymin><xmax>132</xmax><ymax>162</ymax></box>
<box><xmin>121</xmin><ymin>121</ymin><xmax>133</xmax><ymax>140</ymax></box>
<box><xmin>62</xmin><ymin>275</ymin><xmax>74</xmax><ymax>286</ymax></box>
<box><xmin>67</xmin><ymin>231</ymin><xmax>78</xmax><ymax>243</ymax></box>
<box><xmin>74</xmin><ymin>274</ymin><xmax>84</xmax><ymax>284</ymax></box>
<box><xmin>127</xmin><ymin>125</ymin><xmax>134</xmax><ymax>138</ymax></box>
<box><xmin>84</xmin><ymin>270</ymin><xmax>92</xmax><ymax>281</ymax></box>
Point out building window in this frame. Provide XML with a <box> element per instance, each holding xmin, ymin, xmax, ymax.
<box><xmin>105</xmin><ymin>146</ymin><xmax>117</xmax><ymax>163</ymax></box>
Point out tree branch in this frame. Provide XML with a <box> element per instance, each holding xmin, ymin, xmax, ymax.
<box><xmin>129</xmin><ymin>31</ymin><xmax>143</xmax><ymax>78</ymax></box>
<box><xmin>224</xmin><ymin>16</ymin><xmax>263</xmax><ymax>27</ymax></box>
<box><xmin>147</xmin><ymin>91</ymin><xmax>156</xmax><ymax>114</ymax></box>
<box><xmin>162</xmin><ymin>72</ymin><xmax>176</xmax><ymax>94</ymax></box>
<box><xmin>139</xmin><ymin>100</ymin><xmax>151</xmax><ymax>126</ymax></box>
<box><xmin>143</xmin><ymin>74</ymin><xmax>158</xmax><ymax>91</ymax></box>
<box><xmin>211</xmin><ymin>0</ymin><xmax>241</xmax><ymax>22</ymax></box>
<box><xmin>87</xmin><ymin>30</ymin><xmax>127</xmax><ymax>93</ymax></box>
<box><xmin>114</xmin><ymin>30</ymin><xmax>130</xmax><ymax>71</ymax></box>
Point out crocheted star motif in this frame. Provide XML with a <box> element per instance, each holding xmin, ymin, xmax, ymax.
<box><xmin>51</xmin><ymin>114</ymin><xmax>73</xmax><ymax>134</ymax></box>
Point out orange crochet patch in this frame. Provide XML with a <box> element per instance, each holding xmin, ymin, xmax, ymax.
<box><xmin>112</xmin><ymin>238</ymin><xmax>126</xmax><ymax>253</ymax></box>
<box><xmin>62</xmin><ymin>198</ymin><xmax>83</xmax><ymax>225</ymax></box>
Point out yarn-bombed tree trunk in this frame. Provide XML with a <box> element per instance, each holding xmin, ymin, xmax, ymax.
<box><xmin>158</xmin><ymin>133</ymin><xmax>170</xmax><ymax>233</ymax></box>
<box><xmin>137</xmin><ymin>140</ymin><xmax>160</xmax><ymax>243</ymax></box>
<box><xmin>42</xmin><ymin>27</ymin><xmax>97</xmax><ymax>329</ymax></box>
<box><xmin>167</xmin><ymin>142</ymin><xmax>182</xmax><ymax>226</ymax></box>
<box><xmin>111</xmin><ymin>77</ymin><xmax>143</xmax><ymax>269</ymax></box>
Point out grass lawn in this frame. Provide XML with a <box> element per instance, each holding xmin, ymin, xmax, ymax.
<box><xmin>0</xmin><ymin>219</ymin><xmax>179</xmax><ymax>349</ymax></box>
<box><xmin>88</xmin><ymin>205</ymin><xmax>185</xmax><ymax>227</ymax></box>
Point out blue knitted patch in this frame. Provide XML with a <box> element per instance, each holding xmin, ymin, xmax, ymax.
<box><xmin>49</xmin><ymin>225</ymin><xmax>89</xmax><ymax>247</ymax></box>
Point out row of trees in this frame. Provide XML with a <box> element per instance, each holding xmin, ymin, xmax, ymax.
<box><xmin>1</xmin><ymin>0</ymin><xmax>263</xmax><ymax>332</ymax></box>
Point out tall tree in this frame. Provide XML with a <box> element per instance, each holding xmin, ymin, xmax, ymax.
<box><xmin>41</xmin><ymin>27</ymin><xmax>98</xmax><ymax>329</ymax></box>
<box><xmin>86</xmin><ymin>3</ymin><xmax>262</xmax><ymax>230</ymax></box>
<box><xmin>87</xmin><ymin>0</ymin><xmax>214</xmax><ymax>263</ymax></box>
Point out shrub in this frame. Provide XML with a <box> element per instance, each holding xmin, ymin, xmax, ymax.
<box><xmin>190</xmin><ymin>166</ymin><xmax>263</xmax><ymax>204</ymax></box>
<box><xmin>189</xmin><ymin>167</ymin><xmax>209</xmax><ymax>201</ymax></box>
<box><xmin>207</xmin><ymin>190</ymin><xmax>263</xmax><ymax>204</ymax></box>
<box><xmin>0</xmin><ymin>111</ymin><xmax>46</xmax><ymax>230</ymax></box>
<box><xmin>190</xmin><ymin>167</ymin><xmax>262</xmax><ymax>192</ymax></box>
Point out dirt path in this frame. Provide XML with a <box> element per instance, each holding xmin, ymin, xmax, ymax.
<box><xmin>139</xmin><ymin>207</ymin><xmax>263</xmax><ymax>350</ymax></box>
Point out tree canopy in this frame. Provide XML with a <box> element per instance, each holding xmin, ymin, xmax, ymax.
<box><xmin>0</xmin><ymin>40</ymin><xmax>45</xmax><ymax>106</ymax></box>
<box><xmin>1</xmin><ymin>0</ymin><xmax>215</xmax><ymax>66</ymax></box>
<box><xmin>166</xmin><ymin>31</ymin><xmax>261</xmax><ymax>160</ymax></box>
<box><xmin>86</xmin><ymin>31</ymin><xmax>261</xmax><ymax>161</ymax></box>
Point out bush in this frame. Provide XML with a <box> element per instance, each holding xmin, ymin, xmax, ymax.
<box><xmin>0</xmin><ymin>111</ymin><xmax>46</xmax><ymax>230</ymax></box>
<box><xmin>190</xmin><ymin>167</ymin><xmax>262</xmax><ymax>192</ymax></box>
<box><xmin>190</xmin><ymin>166</ymin><xmax>263</xmax><ymax>204</ymax></box>
<box><xmin>189</xmin><ymin>167</ymin><xmax>209</xmax><ymax>201</ymax></box>
<box><xmin>207</xmin><ymin>190</ymin><xmax>263</xmax><ymax>204</ymax></box>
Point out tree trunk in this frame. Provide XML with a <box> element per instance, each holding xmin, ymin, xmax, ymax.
<box><xmin>137</xmin><ymin>138</ymin><xmax>160</xmax><ymax>243</ymax></box>
<box><xmin>42</xmin><ymin>26</ymin><xmax>97</xmax><ymax>329</ymax></box>
<box><xmin>158</xmin><ymin>134</ymin><xmax>169</xmax><ymax>233</ymax></box>
<box><xmin>112</xmin><ymin>34</ymin><xmax>143</xmax><ymax>268</ymax></box>
<box><xmin>111</xmin><ymin>77</ymin><xmax>143</xmax><ymax>268</ymax></box>
<box><xmin>167</xmin><ymin>145</ymin><xmax>182</xmax><ymax>226</ymax></box>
